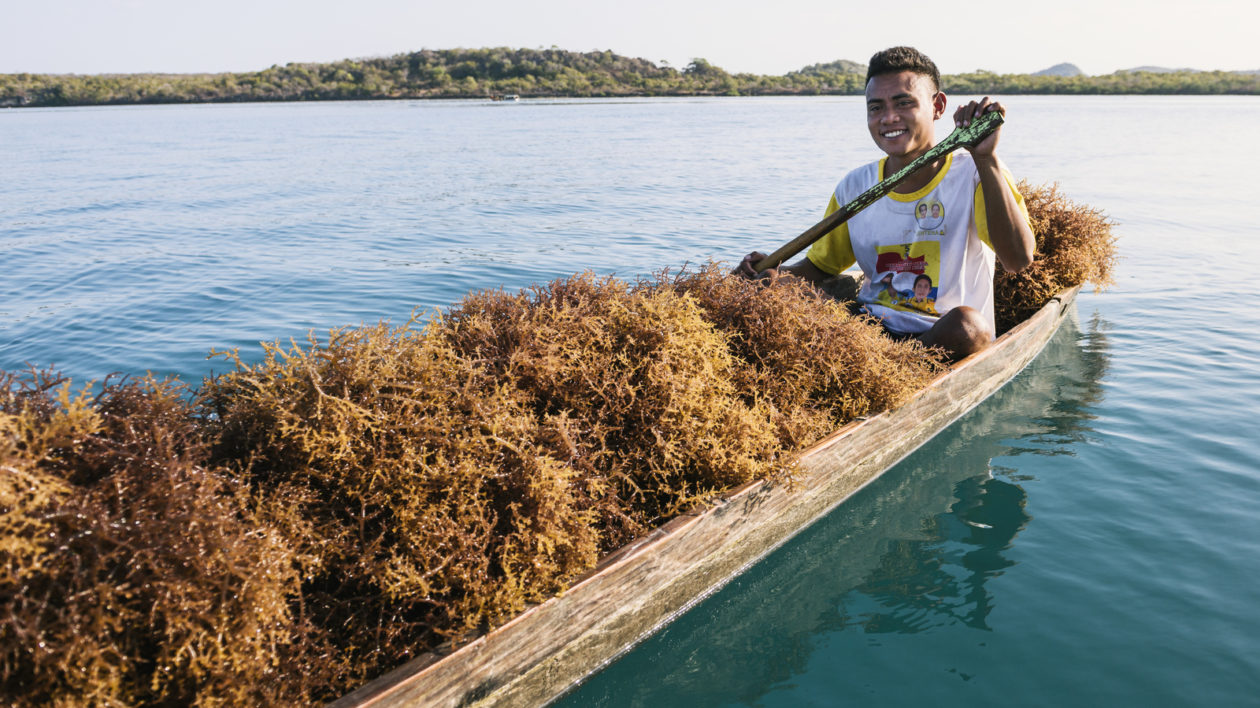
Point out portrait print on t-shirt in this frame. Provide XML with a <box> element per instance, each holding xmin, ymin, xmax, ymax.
<box><xmin>872</xmin><ymin>241</ymin><xmax>940</xmax><ymax>316</ymax></box>
<box><xmin>914</xmin><ymin>198</ymin><xmax>945</xmax><ymax>232</ymax></box>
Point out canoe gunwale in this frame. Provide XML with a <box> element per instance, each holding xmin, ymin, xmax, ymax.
<box><xmin>331</xmin><ymin>283</ymin><xmax>1084</xmax><ymax>708</ymax></box>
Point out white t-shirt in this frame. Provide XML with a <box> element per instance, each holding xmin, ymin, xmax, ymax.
<box><xmin>806</xmin><ymin>151</ymin><xmax>1030</xmax><ymax>335</ymax></box>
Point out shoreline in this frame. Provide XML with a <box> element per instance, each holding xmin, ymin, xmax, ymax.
<box><xmin>7</xmin><ymin>88</ymin><xmax>1260</xmax><ymax>111</ymax></box>
<box><xmin>5</xmin><ymin>47</ymin><xmax>1257</xmax><ymax>109</ymax></box>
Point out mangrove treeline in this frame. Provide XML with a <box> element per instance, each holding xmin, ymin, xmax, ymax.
<box><xmin>3</xmin><ymin>47</ymin><xmax>1258</xmax><ymax>108</ymax></box>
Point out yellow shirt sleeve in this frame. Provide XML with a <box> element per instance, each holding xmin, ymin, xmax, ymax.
<box><xmin>805</xmin><ymin>193</ymin><xmax>857</xmax><ymax>276</ymax></box>
<box><xmin>973</xmin><ymin>168</ymin><xmax>1032</xmax><ymax>249</ymax></box>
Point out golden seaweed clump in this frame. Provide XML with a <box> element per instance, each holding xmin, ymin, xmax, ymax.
<box><xmin>199</xmin><ymin>321</ymin><xmax>606</xmax><ymax>693</ymax></box>
<box><xmin>664</xmin><ymin>265</ymin><xmax>946</xmax><ymax>447</ymax></box>
<box><xmin>0</xmin><ymin>370</ymin><xmax>321</xmax><ymax>708</ymax></box>
<box><xmin>442</xmin><ymin>272</ymin><xmax>784</xmax><ymax>548</ymax></box>
<box><xmin>1</xmin><ymin>184</ymin><xmax>1118</xmax><ymax>705</ymax></box>
<box><xmin>995</xmin><ymin>182</ymin><xmax>1118</xmax><ymax>333</ymax></box>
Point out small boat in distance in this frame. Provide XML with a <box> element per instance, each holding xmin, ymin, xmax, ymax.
<box><xmin>491</xmin><ymin>94</ymin><xmax>520</xmax><ymax>102</ymax></box>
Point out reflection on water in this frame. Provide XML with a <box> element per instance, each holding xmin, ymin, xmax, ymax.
<box><xmin>557</xmin><ymin>308</ymin><xmax>1110</xmax><ymax>707</ymax></box>
<box><xmin>852</xmin><ymin>474</ymin><xmax>1028</xmax><ymax>636</ymax></box>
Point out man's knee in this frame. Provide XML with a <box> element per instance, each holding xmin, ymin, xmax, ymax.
<box><xmin>921</xmin><ymin>307</ymin><xmax>993</xmax><ymax>360</ymax></box>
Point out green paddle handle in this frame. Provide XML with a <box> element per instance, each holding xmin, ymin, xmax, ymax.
<box><xmin>753</xmin><ymin>110</ymin><xmax>1004</xmax><ymax>273</ymax></box>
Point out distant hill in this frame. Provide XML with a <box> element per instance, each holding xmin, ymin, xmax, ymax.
<box><xmin>790</xmin><ymin>59</ymin><xmax>866</xmax><ymax>76</ymax></box>
<box><xmin>1033</xmin><ymin>63</ymin><xmax>1083</xmax><ymax>77</ymax></box>
<box><xmin>1119</xmin><ymin>66</ymin><xmax>1201</xmax><ymax>73</ymax></box>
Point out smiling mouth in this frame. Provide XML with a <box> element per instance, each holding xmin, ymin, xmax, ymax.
<box><xmin>882</xmin><ymin>129</ymin><xmax>907</xmax><ymax>139</ymax></box>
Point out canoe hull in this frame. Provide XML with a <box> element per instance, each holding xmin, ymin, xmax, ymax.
<box><xmin>332</xmin><ymin>284</ymin><xmax>1083</xmax><ymax>708</ymax></box>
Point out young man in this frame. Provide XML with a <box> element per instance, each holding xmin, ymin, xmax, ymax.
<box><xmin>736</xmin><ymin>46</ymin><xmax>1035</xmax><ymax>360</ymax></box>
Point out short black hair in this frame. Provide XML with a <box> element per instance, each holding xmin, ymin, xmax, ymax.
<box><xmin>914</xmin><ymin>273</ymin><xmax>932</xmax><ymax>287</ymax></box>
<box><xmin>866</xmin><ymin>46</ymin><xmax>941</xmax><ymax>94</ymax></box>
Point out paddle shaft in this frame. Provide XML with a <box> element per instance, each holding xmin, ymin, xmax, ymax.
<box><xmin>753</xmin><ymin>110</ymin><xmax>1004</xmax><ymax>273</ymax></box>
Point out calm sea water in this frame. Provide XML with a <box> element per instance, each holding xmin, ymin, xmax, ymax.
<box><xmin>4</xmin><ymin>96</ymin><xmax>1259</xmax><ymax>706</ymax></box>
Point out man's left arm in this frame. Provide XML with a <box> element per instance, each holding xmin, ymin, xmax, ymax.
<box><xmin>955</xmin><ymin>98</ymin><xmax>1035</xmax><ymax>273</ymax></box>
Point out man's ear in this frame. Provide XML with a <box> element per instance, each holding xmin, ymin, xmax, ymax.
<box><xmin>933</xmin><ymin>91</ymin><xmax>948</xmax><ymax>119</ymax></box>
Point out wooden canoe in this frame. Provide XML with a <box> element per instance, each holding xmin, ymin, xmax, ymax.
<box><xmin>331</xmin><ymin>279</ymin><xmax>1084</xmax><ymax>708</ymax></box>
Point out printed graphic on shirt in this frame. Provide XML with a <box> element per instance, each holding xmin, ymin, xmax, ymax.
<box><xmin>914</xmin><ymin>198</ymin><xmax>945</xmax><ymax>232</ymax></box>
<box><xmin>872</xmin><ymin>241</ymin><xmax>941</xmax><ymax>316</ymax></box>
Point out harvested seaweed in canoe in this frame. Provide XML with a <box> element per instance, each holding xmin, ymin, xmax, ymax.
<box><xmin>0</xmin><ymin>184</ymin><xmax>1116</xmax><ymax>706</ymax></box>
<box><xmin>995</xmin><ymin>182</ymin><xmax>1117</xmax><ymax>333</ymax></box>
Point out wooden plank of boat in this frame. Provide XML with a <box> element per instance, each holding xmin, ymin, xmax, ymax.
<box><xmin>330</xmin><ymin>280</ymin><xmax>1084</xmax><ymax>708</ymax></box>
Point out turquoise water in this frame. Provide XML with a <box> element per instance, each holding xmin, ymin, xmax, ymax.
<box><xmin>4</xmin><ymin>96</ymin><xmax>1260</xmax><ymax>706</ymax></box>
<box><xmin>2</xmin><ymin>97</ymin><xmax>872</xmax><ymax>383</ymax></box>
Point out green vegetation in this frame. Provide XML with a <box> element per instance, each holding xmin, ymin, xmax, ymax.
<box><xmin>946</xmin><ymin>68</ymin><xmax>1260</xmax><ymax>95</ymax></box>
<box><xmin>3</xmin><ymin>47</ymin><xmax>1256</xmax><ymax>108</ymax></box>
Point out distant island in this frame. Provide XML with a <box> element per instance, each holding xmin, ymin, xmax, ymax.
<box><xmin>3</xmin><ymin>47</ymin><xmax>1258</xmax><ymax>108</ymax></box>
<box><xmin>1033</xmin><ymin>63</ymin><xmax>1084</xmax><ymax>77</ymax></box>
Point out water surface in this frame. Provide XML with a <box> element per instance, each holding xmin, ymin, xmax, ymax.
<box><xmin>4</xmin><ymin>96</ymin><xmax>1258</xmax><ymax>707</ymax></box>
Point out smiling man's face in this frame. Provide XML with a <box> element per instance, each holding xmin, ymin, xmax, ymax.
<box><xmin>865</xmin><ymin>70</ymin><xmax>945</xmax><ymax>163</ymax></box>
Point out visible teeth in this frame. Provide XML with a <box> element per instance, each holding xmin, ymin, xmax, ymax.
<box><xmin>883</xmin><ymin>130</ymin><xmax>906</xmax><ymax>138</ymax></box>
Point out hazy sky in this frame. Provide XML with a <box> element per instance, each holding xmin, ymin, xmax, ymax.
<box><xmin>4</xmin><ymin>0</ymin><xmax>1256</xmax><ymax>76</ymax></box>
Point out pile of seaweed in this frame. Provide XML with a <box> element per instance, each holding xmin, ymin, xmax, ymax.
<box><xmin>0</xmin><ymin>186</ymin><xmax>1114</xmax><ymax>705</ymax></box>
<box><xmin>994</xmin><ymin>182</ymin><xmax>1117</xmax><ymax>333</ymax></box>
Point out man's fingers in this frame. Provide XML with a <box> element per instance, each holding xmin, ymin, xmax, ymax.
<box><xmin>956</xmin><ymin>100</ymin><xmax>981</xmax><ymax>127</ymax></box>
<box><xmin>956</xmin><ymin>99</ymin><xmax>1005</xmax><ymax>128</ymax></box>
<box><xmin>734</xmin><ymin>251</ymin><xmax>769</xmax><ymax>279</ymax></box>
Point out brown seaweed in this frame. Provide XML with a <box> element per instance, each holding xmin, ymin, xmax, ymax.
<box><xmin>0</xmin><ymin>185</ymin><xmax>1116</xmax><ymax>704</ymax></box>
<box><xmin>994</xmin><ymin>182</ymin><xmax>1118</xmax><ymax>333</ymax></box>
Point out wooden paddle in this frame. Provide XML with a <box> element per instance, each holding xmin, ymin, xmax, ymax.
<box><xmin>753</xmin><ymin>109</ymin><xmax>1005</xmax><ymax>273</ymax></box>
